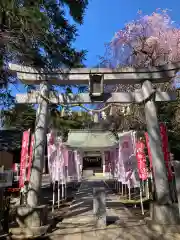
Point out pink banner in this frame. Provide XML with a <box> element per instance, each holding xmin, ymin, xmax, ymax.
<box><xmin>159</xmin><ymin>123</ymin><xmax>173</xmax><ymax>181</ymax></box>
<box><xmin>118</xmin><ymin>132</ymin><xmax>138</xmax><ymax>185</ymax></box>
<box><xmin>145</xmin><ymin>124</ymin><xmax>173</xmax><ymax>181</ymax></box>
<box><xmin>47</xmin><ymin>132</ymin><xmax>68</xmax><ymax>182</ymax></box>
<box><xmin>19</xmin><ymin>130</ymin><xmax>30</xmax><ymax>188</ymax></box>
<box><xmin>27</xmin><ymin>135</ymin><xmax>34</xmax><ymax>182</ymax></box>
<box><xmin>57</xmin><ymin>138</ymin><xmax>67</xmax><ymax>181</ymax></box>
<box><xmin>118</xmin><ymin>143</ymin><xmax>126</xmax><ymax>182</ymax></box>
<box><xmin>47</xmin><ymin>131</ymin><xmax>57</xmax><ymax>182</ymax></box>
<box><xmin>12</xmin><ymin>163</ymin><xmax>18</xmax><ymax>172</ymax></box>
<box><xmin>62</xmin><ymin>145</ymin><xmax>69</xmax><ymax>167</ymax></box>
<box><xmin>47</xmin><ymin>132</ymin><xmax>78</xmax><ymax>181</ymax></box>
<box><xmin>136</xmin><ymin>140</ymin><xmax>148</xmax><ymax>180</ymax></box>
<box><xmin>145</xmin><ymin>132</ymin><xmax>153</xmax><ymax>169</ymax></box>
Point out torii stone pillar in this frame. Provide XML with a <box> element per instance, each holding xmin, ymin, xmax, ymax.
<box><xmin>142</xmin><ymin>80</ymin><xmax>171</xmax><ymax>204</ymax></box>
<box><xmin>14</xmin><ymin>82</ymin><xmax>50</xmax><ymax>237</ymax></box>
<box><xmin>27</xmin><ymin>81</ymin><xmax>49</xmax><ymax>207</ymax></box>
<box><xmin>142</xmin><ymin>80</ymin><xmax>179</xmax><ymax>224</ymax></box>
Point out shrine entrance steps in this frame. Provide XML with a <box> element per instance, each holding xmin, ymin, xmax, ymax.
<box><xmin>82</xmin><ymin>170</ymin><xmax>113</xmax><ymax>180</ymax></box>
<box><xmin>46</xmin><ymin>180</ymin><xmax>180</xmax><ymax>239</ymax></box>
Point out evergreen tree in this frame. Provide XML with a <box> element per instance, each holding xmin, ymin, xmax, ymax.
<box><xmin>2</xmin><ymin>103</ymin><xmax>91</xmax><ymax>135</ymax></box>
<box><xmin>0</xmin><ymin>0</ymin><xmax>88</xmax><ymax>106</ymax></box>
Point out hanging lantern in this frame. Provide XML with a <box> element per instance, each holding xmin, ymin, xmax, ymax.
<box><xmin>89</xmin><ymin>74</ymin><xmax>104</xmax><ymax>101</ymax></box>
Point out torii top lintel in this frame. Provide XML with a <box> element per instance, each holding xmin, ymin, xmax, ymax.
<box><xmin>8</xmin><ymin>63</ymin><xmax>180</xmax><ymax>85</ymax></box>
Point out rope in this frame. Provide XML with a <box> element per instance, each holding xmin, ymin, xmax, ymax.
<box><xmin>39</xmin><ymin>91</ymin><xmax>130</xmax><ymax>113</ymax></box>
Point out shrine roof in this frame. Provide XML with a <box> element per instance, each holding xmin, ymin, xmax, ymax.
<box><xmin>65</xmin><ymin>130</ymin><xmax>119</xmax><ymax>149</ymax></box>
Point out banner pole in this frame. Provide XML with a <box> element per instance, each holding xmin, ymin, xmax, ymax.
<box><xmin>140</xmin><ymin>181</ymin><xmax>144</xmax><ymax>215</ymax></box>
<box><xmin>52</xmin><ymin>181</ymin><xmax>55</xmax><ymax>213</ymax></box>
<box><xmin>128</xmin><ymin>180</ymin><xmax>131</xmax><ymax>200</ymax></box>
<box><xmin>65</xmin><ymin>173</ymin><xmax>67</xmax><ymax>201</ymax></box>
<box><xmin>115</xmin><ymin>179</ymin><xmax>117</xmax><ymax>192</ymax></box>
<box><xmin>56</xmin><ymin>139</ymin><xmax>60</xmax><ymax>208</ymax></box>
<box><xmin>62</xmin><ymin>179</ymin><xmax>64</xmax><ymax>202</ymax></box>
<box><xmin>58</xmin><ymin>179</ymin><xmax>60</xmax><ymax>208</ymax></box>
<box><xmin>125</xmin><ymin>184</ymin><xmax>127</xmax><ymax>196</ymax></box>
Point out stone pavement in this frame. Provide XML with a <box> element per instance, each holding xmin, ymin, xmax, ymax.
<box><xmin>47</xmin><ymin>180</ymin><xmax>180</xmax><ymax>240</ymax></box>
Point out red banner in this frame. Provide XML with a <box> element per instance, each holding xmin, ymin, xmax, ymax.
<box><xmin>136</xmin><ymin>141</ymin><xmax>148</xmax><ymax>180</ymax></box>
<box><xmin>12</xmin><ymin>163</ymin><xmax>18</xmax><ymax>172</ymax></box>
<box><xmin>27</xmin><ymin>135</ymin><xmax>34</xmax><ymax>182</ymax></box>
<box><xmin>145</xmin><ymin>123</ymin><xmax>173</xmax><ymax>181</ymax></box>
<box><xmin>19</xmin><ymin>130</ymin><xmax>30</xmax><ymax>188</ymax></box>
<box><xmin>145</xmin><ymin>132</ymin><xmax>153</xmax><ymax>169</ymax></box>
<box><xmin>159</xmin><ymin>123</ymin><xmax>173</xmax><ymax>181</ymax></box>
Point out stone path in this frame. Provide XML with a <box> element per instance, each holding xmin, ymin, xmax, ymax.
<box><xmin>48</xmin><ymin>180</ymin><xmax>180</xmax><ymax>240</ymax></box>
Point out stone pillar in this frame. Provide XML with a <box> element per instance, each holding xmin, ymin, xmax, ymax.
<box><xmin>173</xmin><ymin>161</ymin><xmax>180</xmax><ymax>214</ymax></box>
<box><xmin>142</xmin><ymin>80</ymin><xmax>171</xmax><ymax>204</ymax></box>
<box><xmin>93</xmin><ymin>187</ymin><xmax>106</xmax><ymax>228</ymax></box>
<box><xmin>12</xmin><ymin>82</ymin><xmax>49</xmax><ymax>237</ymax></box>
<box><xmin>27</xmin><ymin>82</ymin><xmax>49</xmax><ymax>208</ymax></box>
<box><xmin>142</xmin><ymin>80</ymin><xmax>178</xmax><ymax>224</ymax></box>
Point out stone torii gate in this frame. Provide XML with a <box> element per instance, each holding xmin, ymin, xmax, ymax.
<box><xmin>9</xmin><ymin>63</ymin><xmax>180</xmax><ymax>225</ymax></box>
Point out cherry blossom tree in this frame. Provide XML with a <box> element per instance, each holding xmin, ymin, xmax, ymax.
<box><xmin>99</xmin><ymin>10</ymin><xmax>180</xmax><ymax>132</ymax></box>
<box><xmin>104</xmin><ymin>9</ymin><xmax>180</xmax><ymax>68</ymax></box>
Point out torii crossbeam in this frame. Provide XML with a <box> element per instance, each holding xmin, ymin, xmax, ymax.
<box><xmin>9</xmin><ymin>62</ymin><xmax>180</xmax><ymax>225</ymax></box>
<box><xmin>9</xmin><ymin>63</ymin><xmax>180</xmax><ymax>85</ymax></box>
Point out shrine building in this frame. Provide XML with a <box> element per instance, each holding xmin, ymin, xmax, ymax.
<box><xmin>65</xmin><ymin>129</ymin><xmax>120</xmax><ymax>178</ymax></box>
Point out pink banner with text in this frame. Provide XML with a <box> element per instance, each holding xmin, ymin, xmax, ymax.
<box><xmin>136</xmin><ymin>140</ymin><xmax>148</xmax><ymax>180</ymax></box>
<box><xmin>19</xmin><ymin>130</ymin><xmax>30</xmax><ymax>188</ymax></box>
<box><xmin>27</xmin><ymin>134</ymin><xmax>34</xmax><ymax>182</ymax></box>
<box><xmin>159</xmin><ymin>123</ymin><xmax>173</xmax><ymax>181</ymax></box>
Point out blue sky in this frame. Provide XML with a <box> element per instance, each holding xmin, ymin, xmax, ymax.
<box><xmin>10</xmin><ymin>0</ymin><xmax>180</xmax><ymax>96</ymax></box>
<box><xmin>74</xmin><ymin>0</ymin><xmax>180</xmax><ymax>67</ymax></box>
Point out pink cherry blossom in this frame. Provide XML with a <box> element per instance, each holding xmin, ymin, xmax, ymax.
<box><xmin>103</xmin><ymin>9</ymin><xmax>180</xmax><ymax>68</ymax></box>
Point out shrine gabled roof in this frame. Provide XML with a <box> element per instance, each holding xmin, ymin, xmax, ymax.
<box><xmin>65</xmin><ymin>130</ymin><xmax>119</xmax><ymax>149</ymax></box>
